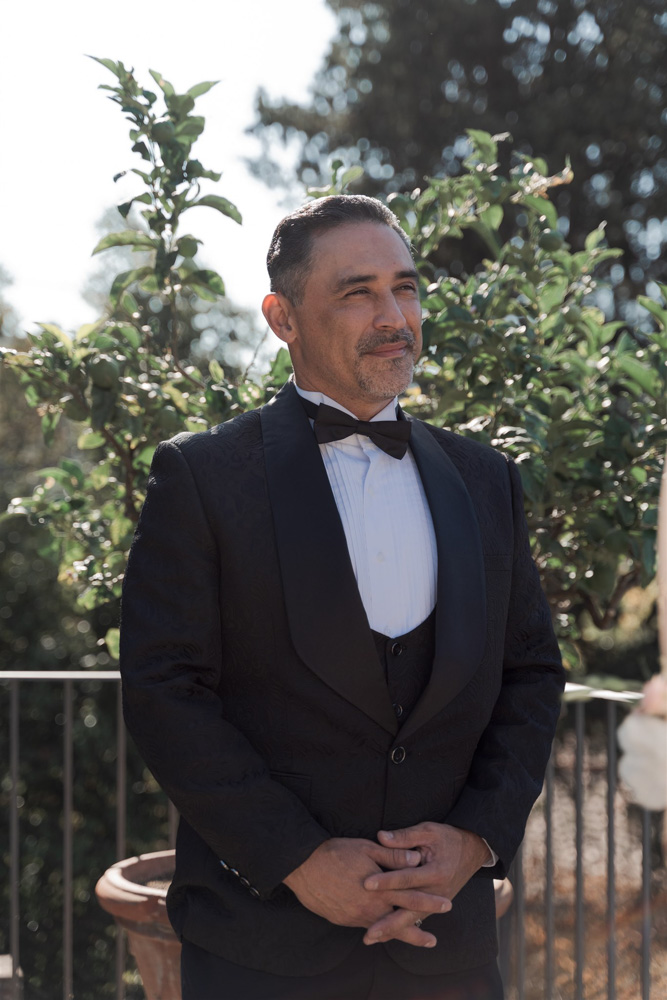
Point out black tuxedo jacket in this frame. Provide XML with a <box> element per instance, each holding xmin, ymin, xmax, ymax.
<box><xmin>120</xmin><ymin>380</ymin><xmax>564</xmax><ymax>977</ymax></box>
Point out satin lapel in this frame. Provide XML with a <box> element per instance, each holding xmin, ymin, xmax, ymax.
<box><xmin>260</xmin><ymin>383</ymin><xmax>398</xmax><ymax>736</ymax></box>
<box><xmin>397</xmin><ymin>419</ymin><xmax>486</xmax><ymax>741</ymax></box>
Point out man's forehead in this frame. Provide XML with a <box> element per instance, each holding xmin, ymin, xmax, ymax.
<box><xmin>309</xmin><ymin>222</ymin><xmax>413</xmax><ymax>280</ymax></box>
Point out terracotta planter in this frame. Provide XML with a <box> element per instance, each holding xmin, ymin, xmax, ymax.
<box><xmin>95</xmin><ymin>850</ymin><xmax>181</xmax><ymax>1000</ymax></box>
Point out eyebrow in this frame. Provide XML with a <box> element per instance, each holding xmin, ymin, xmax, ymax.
<box><xmin>332</xmin><ymin>268</ymin><xmax>419</xmax><ymax>294</ymax></box>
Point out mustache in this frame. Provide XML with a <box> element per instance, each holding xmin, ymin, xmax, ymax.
<box><xmin>357</xmin><ymin>330</ymin><xmax>418</xmax><ymax>354</ymax></box>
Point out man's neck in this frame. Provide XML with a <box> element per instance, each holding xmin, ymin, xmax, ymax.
<box><xmin>292</xmin><ymin>378</ymin><xmax>397</xmax><ymax>422</ymax></box>
<box><xmin>292</xmin><ymin>377</ymin><xmax>397</xmax><ymax>421</ymax></box>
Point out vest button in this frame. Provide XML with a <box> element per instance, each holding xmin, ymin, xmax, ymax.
<box><xmin>391</xmin><ymin>746</ymin><xmax>406</xmax><ymax>764</ymax></box>
<box><xmin>391</xmin><ymin>642</ymin><xmax>404</xmax><ymax>656</ymax></box>
<box><xmin>393</xmin><ymin>703</ymin><xmax>404</xmax><ymax>718</ymax></box>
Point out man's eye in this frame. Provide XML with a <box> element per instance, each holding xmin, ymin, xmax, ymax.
<box><xmin>346</xmin><ymin>287</ymin><xmax>368</xmax><ymax>296</ymax></box>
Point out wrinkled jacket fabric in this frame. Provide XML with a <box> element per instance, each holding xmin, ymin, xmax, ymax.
<box><xmin>120</xmin><ymin>381</ymin><xmax>564</xmax><ymax>977</ymax></box>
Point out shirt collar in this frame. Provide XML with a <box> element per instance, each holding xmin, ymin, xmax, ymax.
<box><xmin>292</xmin><ymin>379</ymin><xmax>398</xmax><ymax>423</ymax></box>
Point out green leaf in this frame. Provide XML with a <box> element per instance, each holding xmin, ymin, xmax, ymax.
<box><xmin>135</xmin><ymin>445</ymin><xmax>156</xmax><ymax>468</ymax></box>
<box><xmin>186</xmin><ymin>80</ymin><xmax>219</xmax><ymax>99</ymax></box>
<box><xmin>185</xmin><ymin>269</ymin><xmax>225</xmax><ymax>296</ymax></box>
<box><xmin>38</xmin><ymin>466</ymin><xmax>71</xmax><ymax>485</ymax></box>
<box><xmin>77</xmin><ymin>430</ymin><xmax>106</xmax><ymax>450</ymax></box>
<box><xmin>113</xmin><ymin>324</ymin><xmax>142</xmax><ymax>348</ymax></box>
<box><xmin>465</xmin><ymin>129</ymin><xmax>498</xmax><ymax>163</ymax></box>
<box><xmin>189</xmin><ymin>194</ymin><xmax>242</xmax><ymax>224</ymax></box>
<box><xmin>118</xmin><ymin>192</ymin><xmax>152</xmax><ymax>219</ymax></box>
<box><xmin>166</xmin><ymin>95</ymin><xmax>196</xmax><ymax>117</ymax></box>
<box><xmin>269</xmin><ymin>347</ymin><xmax>293</xmax><ymax>382</ymax></box>
<box><xmin>88</xmin><ymin>55</ymin><xmax>121</xmax><ymax>78</ymax></box>
<box><xmin>526</xmin><ymin>196</ymin><xmax>558</xmax><ymax>230</ymax></box>
<box><xmin>120</xmin><ymin>291</ymin><xmax>140</xmax><ymax>316</ymax></box>
<box><xmin>148</xmin><ymin>69</ymin><xmax>174</xmax><ymax>96</ymax></box>
<box><xmin>209</xmin><ymin>359</ymin><xmax>225</xmax><ymax>383</ymax></box>
<box><xmin>60</xmin><ymin>458</ymin><xmax>85</xmax><ymax>486</ymax></box>
<box><xmin>92</xmin><ymin>230</ymin><xmax>156</xmax><ymax>255</ymax></box>
<box><xmin>110</xmin><ymin>515</ymin><xmax>134</xmax><ymax>546</ymax></box>
<box><xmin>173</xmin><ymin>116</ymin><xmax>205</xmax><ymax>140</ymax></box>
<box><xmin>185</xmin><ymin>417</ymin><xmax>209</xmax><ymax>432</ymax></box>
<box><xmin>41</xmin><ymin>409</ymin><xmax>61</xmax><ymax>445</ymax></box>
<box><xmin>539</xmin><ymin>276</ymin><xmax>569</xmax><ymax>313</ymax></box>
<box><xmin>637</xmin><ymin>295</ymin><xmax>667</xmax><ymax>330</ymax></box>
<box><xmin>36</xmin><ymin>323</ymin><xmax>72</xmax><ymax>352</ymax></box>
<box><xmin>584</xmin><ymin>224</ymin><xmax>607</xmax><ymax>251</ymax></box>
<box><xmin>109</xmin><ymin>267</ymin><xmax>153</xmax><ymax>307</ymax></box>
<box><xmin>479</xmin><ymin>204</ymin><xmax>503</xmax><ymax>230</ymax></box>
<box><xmin>340</xmin><ymin>165</ymin><xmax>364</xmax><ymax>189</ymax></box>
<box><xmin>105</xmin><ymin>627</ymin><xmax>120</xmax><ymax>661</ymax></box>
<box><xmin>616</xmin><ymin>355</ymin><xmax>660</xmax><ymax>397</ymax></box>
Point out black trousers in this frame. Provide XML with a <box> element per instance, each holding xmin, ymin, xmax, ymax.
<box><xmin>181</xmin><ymin>939</ymin><xmax>504</xmax><ymax>1000</ymax></box>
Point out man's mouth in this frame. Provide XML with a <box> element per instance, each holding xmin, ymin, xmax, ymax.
<box><xmin>359</xmin><ymin>333</ymin><xmax>416</xmax><ymax>359</ymax></box>
<box><xmin>366</xmin><ymin>341</ymin><xmax>409</xmax><ymax>358</ymax></box>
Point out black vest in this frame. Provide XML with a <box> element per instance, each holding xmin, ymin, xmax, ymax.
<box><xmin>371</xmin><ymin>609</ymin><xmax>436</xmax><ymax>723</ymax></box>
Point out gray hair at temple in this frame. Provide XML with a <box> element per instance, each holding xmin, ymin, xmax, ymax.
<box><xmin>266</xmin><ymin>194</ymin><xmax>413</xmax><ymax>305</ymax></box>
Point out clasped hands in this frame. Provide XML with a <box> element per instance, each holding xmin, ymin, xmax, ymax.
<box><xmin>283</xmin><ymin>822</ymin><xmax>490</xmax><ymax>949</ymax></box>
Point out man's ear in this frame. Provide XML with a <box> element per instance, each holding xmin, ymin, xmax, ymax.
<box><xmin>262</xmin><ymin>293</ymin><xmax>296</xmax><ymax>344</ymax></box>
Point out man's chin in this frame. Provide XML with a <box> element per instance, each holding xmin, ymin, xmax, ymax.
<box><xmin>356</xmin><ymin>357</ymin><xmax>415</xmax><ymax>398</ymax></box>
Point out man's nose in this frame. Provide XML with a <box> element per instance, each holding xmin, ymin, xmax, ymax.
<box><xmin>373</xmin><ymin>291</ymin><xmax>408</xmax><ymax>330</ymax></box>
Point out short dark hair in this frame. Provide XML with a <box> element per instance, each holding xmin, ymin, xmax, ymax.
<box><xmin>266</xmin><ymin>194</ymin><xmax>412</xmax><ymax>304</ymax></box>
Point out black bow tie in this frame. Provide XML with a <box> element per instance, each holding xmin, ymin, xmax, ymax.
<box><xmin>299</xmin><ymin>397</ymin><xmax>411</xmax><ymax>460</ymax></box>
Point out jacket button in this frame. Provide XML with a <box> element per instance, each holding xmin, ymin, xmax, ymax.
<box><xmin>391</xmin><ymin>746</ymin><xmax>406</xmax><ymax>764</ymax></box>
<box><xmin>393</xmin><ymin>703</ymin><xmax>404</xmax><ymax>718</ymax></box>
<box><xmin>391</xmin><ymin>642</ymin><xmax>403</xmax><ymax>656</ymax></box>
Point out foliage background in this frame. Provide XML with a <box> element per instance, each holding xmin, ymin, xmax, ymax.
<box><xmin>253</xmin><ymin>0</ymin><xmax>667</xmax><ymax>321</ymax></box>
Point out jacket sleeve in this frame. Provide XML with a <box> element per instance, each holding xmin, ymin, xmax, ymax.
<box><xmin>120</xmin><ymin>439</ymin><xmax>330</xmax><ymax>898</ymax></box>
<box><xmin>445</xmin><ymin>456</ymin><xmax>565</xmax><ymax>877</ymax></box>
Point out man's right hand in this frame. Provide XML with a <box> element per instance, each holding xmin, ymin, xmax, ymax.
<box><xmin>283</xmin><ymin>838</ymin><xmax>451</xmax><ymax>948</ymax></box>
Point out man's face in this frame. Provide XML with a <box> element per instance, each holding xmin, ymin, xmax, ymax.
<box><xmin>270</xmin><ymin>221</ymin><xmax>422</xmax><ymax>419</ymax></box>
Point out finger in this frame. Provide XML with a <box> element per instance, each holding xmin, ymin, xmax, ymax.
<box><xmin>364</xmin><ymin>866</ymin><xmax>434</xmax><ymax>892</ymax></box>
<box><xmin>363</xmin><ymin>910</ymin><xmax>437</xmax><ymax>948</ymax></box>
<box><xmin>385</xmin><ymin>890</ymin><xmax>451</xmax><ymax>914</ymax></box>
<box><xmin>366</xmin><ymin>843</ymin><xmax>422</xmax><ymax>870</ymax></box>
<box><xmin>378</xmin><ymin>825</ymin><xmax>431</xmax><ymax>849</ymax></box>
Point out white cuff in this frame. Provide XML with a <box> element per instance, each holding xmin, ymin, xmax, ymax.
<box><xmin>481</xmin><ymin>838</ymin><xmax>498</xmax><ymax>868</ymax></box>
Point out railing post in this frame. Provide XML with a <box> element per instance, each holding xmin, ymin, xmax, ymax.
<box><xmin>545</xmin><ymin>749</ymin><xmax>555</xmax><ymax>1000</ymax></box>
<box><xmin>515</xmin><ymin>843</ymin><xmax>525</xmax><ymax>1000</ymax></box>
<box><xmin>607</xmin><ymin>700</ymin><xmax>617</xmax><ymax>1000</ymax></box>
<box><xmin>641</xmin><ymin>809</ymin><xmax>652</xmax><ymax>1000</ymax></box>
<box><xmin>574</xmin><ymin>700</ymin><xmax>585</xmax><ymax>1000</ymax></box>
<box><xmin>10</xmin><ymin>680</ymin><xmax>20</xmax><ymax>1000</ymax></box>
<box><xmin>63</xmin><ymin>680</ymin><xmax>73</xmax><ymax>1000</ymax></box>
<box><xmin>115</xmin><ymin>683</ymin><xmax>127</xmax><ymax>1000</ymax></box>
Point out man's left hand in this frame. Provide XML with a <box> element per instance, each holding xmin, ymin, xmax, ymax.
<box><xmin>361</xmin><ymin>822</ymin><xmax>491</xmax><ymax>945</ymax></box>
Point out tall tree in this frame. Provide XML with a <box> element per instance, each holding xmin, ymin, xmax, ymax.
<box><xmin>252</xmin><ymin>0</ymin><xmax>667</xmax><ymax>311</ymax></box>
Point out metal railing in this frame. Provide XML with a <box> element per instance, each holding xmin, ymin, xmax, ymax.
<box><xmin>2</xmin><ymin>673</ymin><xmax>663</xmax><ymax>999</ymax></box>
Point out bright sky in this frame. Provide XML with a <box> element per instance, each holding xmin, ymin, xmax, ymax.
<box><xmin>0</xmin><ymin>0</ymin><xmax>336</xmax><ymax>335</ymax></box>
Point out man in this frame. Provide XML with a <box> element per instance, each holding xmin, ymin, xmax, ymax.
<box><xmin>120</xmin><ymin>195</ymin><xmax>564</xmax><ymax>999</ymax></box>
